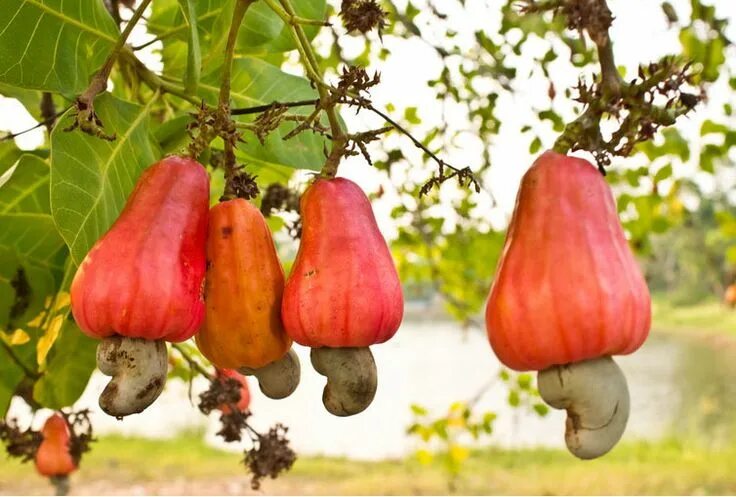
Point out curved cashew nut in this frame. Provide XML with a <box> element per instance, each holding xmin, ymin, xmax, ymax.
<box><xmin>310</xmin><ymin>346</ymin><xmax>377</xmax><ymax>417</ymax></box>
<box><xmin>538</xmin><ymin>356</ymin><xmax>630</xmax><ymax>460</ymax></box>
<box><xmin>238</xmin><ymin>348</ymin><xmax>301</xmax><ymax>400</ymax></box>
<box><xmin>96</xmin><ymin>336</ymin><xmax>167</xmax><ymax>418</ymax></box>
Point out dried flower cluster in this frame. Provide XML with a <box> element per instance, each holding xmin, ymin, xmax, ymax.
<box><xmin>340</xmin><ymin>0</ymin><xmax>387</xmax><ymax>35</ymax></box>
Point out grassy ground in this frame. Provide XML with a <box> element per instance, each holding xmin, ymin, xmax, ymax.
<box><xmin>1</xmin><ymin>433</ymin><xmax>735</xmax><ymax>495</ymax></box>
<box><xmin>652</xmin><ymin>294</ymin><xmax>736</xmax><ymax>337</ymax></box>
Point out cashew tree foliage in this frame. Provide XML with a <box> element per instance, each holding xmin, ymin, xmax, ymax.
<box><xmin>0</xmin><ymin>0</ymin><xmax>733</xmax><ymax>489</ymax></box>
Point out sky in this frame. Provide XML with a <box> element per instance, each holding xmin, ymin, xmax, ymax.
<box><xmin>0</xmin><ymin>0</ymin><xmax>735</xmax><ymax>236</ymax></box>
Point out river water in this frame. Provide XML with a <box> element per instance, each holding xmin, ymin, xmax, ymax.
<box><xmin>9</xmin><ymin>320</ymin><xmax>736</xmax><ymax>460</ymax></box>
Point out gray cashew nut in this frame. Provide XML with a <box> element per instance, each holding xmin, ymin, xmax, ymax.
<box><xmin>537</xmin><ymin>356</ymin><xmax>630</xmax><ymax>460</ymax></box>
<box><xmin>238</xmin><ymin>348</ymin><xmax>301</xmax><ymax>399</ymax></box>
<box><xmin>310</xmin><ymin>346</ymin><xmax>377</xmax><ymax>417</ymax></box>
<box><xmin>96</xmin><ymin>336</ymin><xmax>167</xmax><ymax>418</ymax></box>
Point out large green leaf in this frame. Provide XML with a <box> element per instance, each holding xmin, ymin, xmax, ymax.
<box><xmin>0</xmin><ymin>341</ymin><xmax>35</xmax><ymax>416</ymax></box>
<box><xmin>33</xmin><ymin>322</ymin><xmax>97</xmax><ymax>409</ymax></box>
<box><xmin>148</xmin><ymin>0</ymin><xmax>325</xmax><ymax>78</ymax></box>
<box><xmin>199</xmin><ymin>57</ymin><xmax>329</xmax><ymax>171</ymax></box>
<box><xmin>0</xmin><ymin>154</ymin><xmax>51</xmax><ymax>213</ymax></box>
<box><xmin>0</xmin><ymin>142</ymin><xmax>23</xmax><ymax>174</ymax></box>
<box><xmin>50</xmin><ymin>93</ymin><xmax>160</xmax><ymax>265</ymax></box>
<box><xmin>0</xmin><ymin>0</ymin><xmax>118</xmax><ymax>93</ymax></box>
<box><xmin>0</xmin><ymin>155</ymin><xmax>66</xmax><ymax>329</ymax></box>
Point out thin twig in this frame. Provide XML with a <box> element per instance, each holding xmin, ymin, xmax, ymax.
<box><xmin>231</xmin><ymin>99</ymin><xmax>320</xmax><ymax>115</ymax></box>
<box><xmin>0</xmin><ymin>107</ymin><xmax>71</xmax><ymax>142</ymax></box>
<box><xmin>230</xmin><ymin>98</ymin><xmax>479</xmax><ymax>185</ymax></box>
<box><xmin>171</xmin><ymin>343</ymin><xmax>214</xmax><ymax>381</ymax></box>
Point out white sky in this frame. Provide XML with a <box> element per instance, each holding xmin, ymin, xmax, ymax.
<box><xmin>1</xmin><ymin>0</ymin><xmax>735</xmax><ymax>236</ymax></box>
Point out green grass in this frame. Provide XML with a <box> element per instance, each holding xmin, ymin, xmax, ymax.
<box><xmin>652</xmin><ymin>293</ymin><xmax>736</xmax><ymax>337</ymax></box>
<box><xmin>2</xmin><ymin>433</ymin><xmax>736</xmax><ymax>495</ymax></box>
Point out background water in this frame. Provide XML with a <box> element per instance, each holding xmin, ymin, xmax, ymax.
<box><xmin>9</xmin><ymin>320</ymin><xmax>736</xmax><ymax>460</ymax></box>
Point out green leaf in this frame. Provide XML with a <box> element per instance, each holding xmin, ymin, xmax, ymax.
<box><xmin>0</xmin><ymin>341</ymin><xmax>33</xmax><ymax>416</ymax></box>
<box><xmin>404</xmin><ymin>107</ymin><xmax>421</xmax><ymax>125</ymax></box>
<box><xmin>529</xmin><ymin>136</ymin><xmax>542</xmax><ymax>154</ymax></box>
<box><xmin>533</xmin><ymin>402</ymin><xmax>549</xmax><ymax>416</ymax></box>
<box><xmin>0</xmin><ymin>154</ymin><xmax>51</xmax><ymax>213</ymax></box>
<box><xmin>199</xmin><ymin>57</ymin><xmax>330</xmax><ymax>171</ymax></box>
<box><xmin>50</xmin><ymin>93</ymin><xmax>160</xmax><ymax>265</ymax></box>
<box><xmin>33</xmin><ymin>322</ymin><xmax>97</xmax><ymax>408</ymax></box>
<box><xmin>653</xmin><ymin>164</ymin><xmax>673</xmax><ymax>183</ymax></box>
<box><xmin>0</xmin><ymin>0</ymin><xmax>118</xmax><ymax>92</ymax></box>
<box><xmin>0</xmin><ymin>155</ymin><xmax>66</xmax><ymax>329</ymax></box>
<box><xmin>410</xmin><ymin>403</ymin><xmax>429</xmax><ymax>416</ymax></box>
<box><xmin>179</xmin><ymin>0</ymin><xmax>202</xmax><ymax>94</ymax></box>
<box><xmin>516</xmin><ymin>373</ymin><xmax>532</xmax><ymax>390</ymax></box>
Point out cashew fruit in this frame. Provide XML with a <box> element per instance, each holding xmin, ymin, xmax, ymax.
<box><xmin>486</xmin><ymin>150</ymin><xmax>651</xmax><ymax>371</ymax></box>
<box><xmin>196</xmin><ymin>199</ymin><xmax>291</xmax><ymax>369</ymax></box>
<box><xmin>538</xmin><ymin>356</ymin><xmax>630</xmax><ymax>459</ymax></box>
<box><xmin>70</xmin><ymin>156</ymin><xmax>210</xmax><ymax>343</ymax></box>
<box><xmin>35</xmin><ymin>413</ymin><xmax>76</xmax><ymax>478</ymax></box>
<box><xmin>97</xmin><ymin>336</ymin><xmax>168</xmax><ymax>417</ymax></box>
<box><xmin>282</xmin><ymin>177</ymin><xmax>404</xmax><ymax>348</ymax></box>
<box><xmin>281</xmin><ymin>177</ymin><xmax>403</xmax><ymax>416</ymax></box>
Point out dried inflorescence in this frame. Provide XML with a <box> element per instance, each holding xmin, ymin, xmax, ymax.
<box><xmin>339</xmin><ymin>0</ymin><xmax>388</xmax><ymax>35</ymax></box>
<box><xmin>187</xmin><ymin>102</ymin><xmax>242</xmax><ymax>159</ymax></box>
<box><xmin>420</xmin><ymin>164</ymin><xmax>480</xmax><ymax>196</ymax></box>
<box><xmin>198</xmin><ymin>375</ymin><xmax>250</xmax><ymax>443</ymax></box>
<box><xmin>222</xmin><ymin>168</ymin><xmax>260</xmax><ymax>201</ymax></box>
<box><xmin>243</xmin><ymin>424</ymin><xmax>296</xmax><ymax>490</ymax></box>
<box><xmin>520</xmin><ymin>0</ymin><xmax>614</xmax><ymax>43</ymax></box>
<box><xmin>0</xmin><ymin>410</ymin><xmax>94</xmax><ymax>465</ymax></box>
<box><xmin>198</xmin><ymin>376</ymin><xmax>244</xmax><ymax>415</ymax></box>
<box><xmin>558</xmin><ymin>56</ymin><xmax>703</xmax><ymax>170</ymax></box>
<box><xmin>0</xmin><ymin>418</ymin><xmax>42</xmax><ymax>463</ymax></box>
<box><xmin>196</xmin><ymin>371</ymin><xmax>296</xmax><ymax>486</ymax></box>
<box><xmin>63</xmin><ymin>410</ymin><xmax>94</xmax><ymax>466</ymax></box>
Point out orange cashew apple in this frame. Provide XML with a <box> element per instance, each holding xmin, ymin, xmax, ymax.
<box><xmin>196</xmin><ymin>199</ymin><xmax>299</xmax><ymax>399</ymax></box>
<box><xmin>35</xmin><ymin>413</ymin><xmax>76</xmax><ymax>495</ymax></box>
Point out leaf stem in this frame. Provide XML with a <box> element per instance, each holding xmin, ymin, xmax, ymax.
<box><xmin>0</xmin><ymin>107</ymin><xmax>71</xmax><ymax>142</ymax></box>
<box><xmin>261</xmin><ymin>0</ymin><xmax>331</xmax><ymax>27</ymax></box>
<box><xmin>171</xmin><ymin>343</ymin><xmax>214</xmax><ymax>381</ymax></box>
<box><xmin>219</xmin><ymin>0</ymin><xmax>256</xmax><ymax>192</ymax></box>
<box><xmin>82</xmin><ymin>0</ymin><xmax>153</xmax><ymax>103</ymax></box>
<box><xmin>266</xmin><ymin>0</ymin><xmax>346</xmax><ymax>177</ymax></box>
<box><xmin>120</xmin><ymin>49</ymin><xmax>200</xmax><ymax>104</ymax></box>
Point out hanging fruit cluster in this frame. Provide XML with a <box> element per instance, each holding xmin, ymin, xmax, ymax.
<box><xmin>69</xmin><ymin>156</ymin><xmax>403</xmax><ymax>419</ymax></box>
<box><xmin>485</xmin><ymin>150</ymin><xmax>652</xmax><ymax>459</ymax></box>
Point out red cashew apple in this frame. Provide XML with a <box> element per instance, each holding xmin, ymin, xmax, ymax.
<box><xmin>71</xmin><ymin>156</ymin><xmax>209</xmax><ymax>417</ymax></box>
<box><xmin>196</xmin><ymin>199</ymin><xmax>300</xmax><ymax>399</ymax></box>
<box><xmin>282</xmin><ymin>177</ymin><xmax>403</xmax><ymax>416</ymax></box>
<box><xmin>216</xmin><ymin>369</ymin><xmax>251</xmax><ymax>414</ymax></box>
<box><xmin>485</xmin><ymin>150</ymin><xmax>651</xmax><ymax>459</ymax></box>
